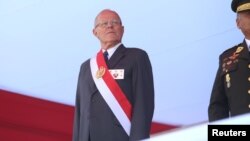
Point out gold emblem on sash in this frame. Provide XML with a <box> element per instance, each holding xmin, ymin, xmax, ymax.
<box><xmin>96</xmin><ymin>66</ymin><xmax>106</xmax><ymax>79</ymax></box>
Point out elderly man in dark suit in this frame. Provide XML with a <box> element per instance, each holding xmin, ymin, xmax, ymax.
<box><xmin>72</xmin><ymin>9</ymin><xmax>154</xmax><ymax>141</ymax></box>
<box><xmin>208</xmin><ymin>0</ymin><xmax>250</xmax><ymax>122</ymax></box>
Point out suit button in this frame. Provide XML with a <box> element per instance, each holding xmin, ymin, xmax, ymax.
<box><xmin>248</xmin><ymin>77</ymin><xmax>250</xmax><ymax>82</ymax></box>
<box><xmin>248</xmin><ymin>64</ymin><xmax>250</xmax><ymax>68</ymax></box>
<box><xmin>248</xmin><ymin>90</ymin><xmax>250</xmax><ymax>94</ymax></box>
<box><xmin>249</xmin><ymin>104</ymin><xmax>250</xmax><ymax>109</ymax></box>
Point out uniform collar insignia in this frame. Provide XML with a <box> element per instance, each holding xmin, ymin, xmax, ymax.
<box><xmin>235</xmin><ymin>46</ymin><xmax>243</xmax><ymax>53</ymax></box>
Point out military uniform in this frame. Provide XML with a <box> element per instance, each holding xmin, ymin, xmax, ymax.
<box><xmin>208</xmin><ymin>41</ymin><xmax>250</xmax><ymax>121</ymax></box>
<box><xmin>208</xmin><ymin>0</ymin><xmax>250</xmax><ymax>122</ymax></box>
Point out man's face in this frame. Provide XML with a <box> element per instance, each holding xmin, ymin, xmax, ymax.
<box><xmin>237</xmin><ymin>10</ymin><xmax>250</xmax><ymax>38</ymax></box>
<box><xmin>93</xmin><ymin>11</ymin><xmax>124</xmax><ymax>48</ymax></box>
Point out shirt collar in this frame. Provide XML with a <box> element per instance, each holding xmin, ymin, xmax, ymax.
<box><xmin>102</xmin><ymin>43</ymin><xmax>122</xmax><ymax>59</ymax></box>
<box><xmin>245</xmin><ymin>38</ymin><xmax>250</xmax><ymax>50</ymax></box>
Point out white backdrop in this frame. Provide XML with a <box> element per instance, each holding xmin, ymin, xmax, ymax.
<box><xmin>0</xmin><ymin>0</ymin><xmax>244</xmax><ymax>125</ymax></box>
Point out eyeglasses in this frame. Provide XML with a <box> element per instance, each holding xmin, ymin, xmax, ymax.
<box><xmin>95</xmin><ymin>19</ymin><xmax>121</xmax><ymax>28</ymax></box>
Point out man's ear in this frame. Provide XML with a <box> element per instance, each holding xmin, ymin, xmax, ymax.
<box><xmin>121</xmin><ymin>26</ymin><xmax>124</xmax><ymax>35</ymax></box>
<box><xmin>236</xmin><ymin>16</ymin><xmax>240</xmax><ymax>29</ymax></box>
<box><xmin>93</xmin><ymin>29</ymin><xmax>98</xmax><ymax>37</ymax></box>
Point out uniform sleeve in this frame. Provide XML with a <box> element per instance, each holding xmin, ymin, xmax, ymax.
<box><xmin>208</xmin><ymin>56</ymin><xmax>229</xmax><ymax>122</ymax></box>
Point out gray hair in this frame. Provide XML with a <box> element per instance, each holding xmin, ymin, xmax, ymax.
<box><xmin>94</xmin><ymin>9</ymin><xmax>122</xmax><ymax>27</ymax></box>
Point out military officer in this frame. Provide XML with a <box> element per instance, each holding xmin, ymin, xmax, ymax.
<box><xmin>208</xmin><ymin>0</ymin><xmax>250</xmax><ymax>122</ymax></box>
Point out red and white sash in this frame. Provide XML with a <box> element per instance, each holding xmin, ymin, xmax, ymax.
<box><xmin>90</xmin><ymin>50</ymin><xmax>132</xmax><ymax>135</ymax></box>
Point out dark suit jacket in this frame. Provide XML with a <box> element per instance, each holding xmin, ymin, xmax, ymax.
<box><xmin>72</xmin><ymin>44</ymin><xmax>154</xmax><ymax>141</ymax></box>
<box><xmin>208</xmin><ymin>40</ymin><xmax>250</xmax><ymax>122</ymax></box>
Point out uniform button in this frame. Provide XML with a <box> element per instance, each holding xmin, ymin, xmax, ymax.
<box><xmin>248</xmin><ymin>64</ymin><xmax>250</xmax><ymax>68</ymax></box>
<box><xmin>248</xmin><ymin>104</ymin><xmax>250</xmax><ymax>109</ymax></box>
<box><xmin>248</xmin><ymin>90</ymin><xmax>250</xmax><ymax>94</ymax></box>
<box><xmin>248</xmin><ymin>77</ymin><xmax>250</xmax><ymax>81</ymax></box>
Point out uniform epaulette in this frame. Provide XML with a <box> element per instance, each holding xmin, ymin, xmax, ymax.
<box><xmin>221</xmin><ymin>43</ymin><xmax>242</xmax><ymax>56</ymax></box>
<box><xmin>220</xmin><ymin>43</ymin><xmax>244</xmax><ymax>73</ymax></box>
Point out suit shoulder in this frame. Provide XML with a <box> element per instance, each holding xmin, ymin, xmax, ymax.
<box><xmin>80</xmin><ymin>59</ymin><xmax>90</xmax><ymax>70</ymax></box>
<box><xmin>125</xmin><ymin>47</ymin><xmax>151</xmax><ymax>64</ymax></box>
<box><xmin>125</xmin><ymin>47</ymin><xmax>148</xmax><ymax>56</ymax></box>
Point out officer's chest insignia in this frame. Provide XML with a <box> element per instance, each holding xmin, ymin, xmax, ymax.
<box><xmin>222</xmin><ymin>46</ymin><xmax>243</xmax><ymax>73</ymax></box>
<box><xmin>225</xmin><ymin>73</ymin><xmax>231</xmax><ymax>88</ymax></box>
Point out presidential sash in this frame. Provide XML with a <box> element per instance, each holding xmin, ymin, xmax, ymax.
<box><xmin>90</xmin><ymin>50</ymin><xmax>132</xmax><ymax>135</ymax></box>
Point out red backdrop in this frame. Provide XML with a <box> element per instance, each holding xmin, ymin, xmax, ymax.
<box><xmin>0</xmin><ymin>89</ymin><xmax>178</xmax><ymax>141</ymax></box>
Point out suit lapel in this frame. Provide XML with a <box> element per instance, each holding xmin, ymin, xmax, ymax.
<box><xmin>108</xmin><ymin>44</ymin><xmax>126</xmax><ymax>68</ymax></box>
